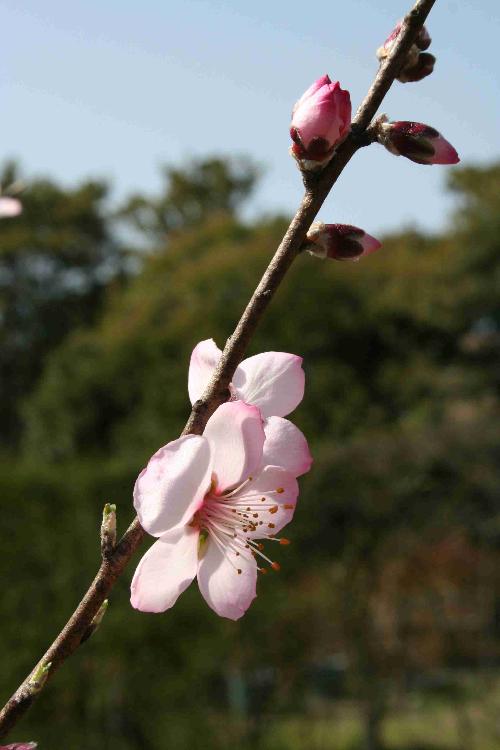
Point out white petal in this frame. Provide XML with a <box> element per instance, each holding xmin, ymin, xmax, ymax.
<box><xmin>188</xmin><ymin>338</ymin><xmax>222</xmax><ymax>404</ymax></box>
<box><xmin>232</xmin><ymin>352</ymin><xmax>305</xmax><ymax>417</ymax></box>
<box><xmin>203</xmin><ymin>401</ymin><xmax>264</xmax><ymax>492</ymax></box>
<box><xmin>197</xmin><ymin>538</ymin><xmax>257</xmax><ymax>620</ymax></box>
<box><xmin>131</xmin><ymin>527</ymin><xmax>199</xmax><ymax>612</ymax></box>
<box><xmin>263</xmin><ymin>417</ymin><xmax>312</xmax><ymax>477</ymax></box>
<box><xmin>134</xmin><ymin>434</ymin><xmax>212</xmax><ymax>536</ymax></box>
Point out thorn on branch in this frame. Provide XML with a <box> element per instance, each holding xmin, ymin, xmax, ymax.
<box><xmin>101</xmin><ymin>503</ymin><xmax>117</xmax><ymax>559</ymax></box>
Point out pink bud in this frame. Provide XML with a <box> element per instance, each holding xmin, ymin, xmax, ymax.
<box><xmin>398</xmin><ymin>52</ymin><xmax>435</xmax><ymax>83</ymax></box>
<box><xmin>378</xmin><ymin>120</ymin><xmax>459</xmax><ymax>165</ymax></box>
<box><xmin>305</xmin><ymin>222</ymin><xmax>382</xmax><ymax>262</ymax></box>
<box><xmin>290</xmin><ymin>76</ymin><xmax>351</xmax><ymax>170</ymax></box>
<box><xmin>377</xmin><ymin>21</ymin><xmax>431</xmax><ymax>60</ymax></box>
<box><xmin>0</xmin><ymin>744</ymin><xmax>37</xmax><ymax>749</ymax></box>
<box><xmin>0</xmin><ymin>196</ymin><xmax>22</xmax><ymax>218</ymax></box>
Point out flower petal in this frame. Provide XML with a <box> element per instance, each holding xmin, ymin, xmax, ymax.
<box><xmin>0</xmin><ymin>196</ymin><xmax>22</xmax><ymax>218</ymax></box>
<box><xmin>431</xmin><ymin>135</ymin><xmax>460</xmax><ymax>165</ymax></box>
<box><xmin>232</xmin><ymin>353</ymin><xmax>305</xmax><ymax>418</ymax></box>
<box><xmin>188</xmin><ymin>338</ymin><xmax>222</xmax><ymax>404</ymax></box>
<box><xmin>134</xmin><ymin>434</ymin><xmax>212</xmax><ymax>536</ymax></box>
<box><xmin>197</xmin><ymin>537</ymin><xmax>257</xmax><ymax>620</ymax></box>
<box><xmin>240</xmin><ymin>465</ymin><xmax>299</xmax><ymax>537</ymax></box>
<box><xmin>263</xmin><ymin>417</ymin><xmax>312</xmax><ymax>477</ymax></box>
<box><xmin>204</xmin><ymin>401</ymin><xmax>264</xmax><ymax>492</ymax></box>
<box><xmin>130</xmin><ymin>527</ymin><xmax>199</xmax><ymax>613</ymax></box>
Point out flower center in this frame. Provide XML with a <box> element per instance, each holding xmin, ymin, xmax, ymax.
<box><xmin>193</xmin><ymin>476</ymin><xmax>293</xmax><ymax>575</ymax></box>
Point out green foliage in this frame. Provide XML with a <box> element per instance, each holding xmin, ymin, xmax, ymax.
<box><xmin>0</xmin><ymin>162</ymin><xmax>127</xmax><ymax>445</ymax></box>
<box><xmin>118</xmin><ymin>155</ymin><xmax>259</xmax><ymax>242</ymax></box>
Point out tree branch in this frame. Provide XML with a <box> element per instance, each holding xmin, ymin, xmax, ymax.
<box><xmin>0</xmin><ymin>0</ymin><xmax>436</xmax><ymax>738</ymax></box>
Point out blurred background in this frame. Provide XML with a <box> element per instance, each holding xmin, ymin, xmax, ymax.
<box><xmin>1</xmin><ymin>1</ymin><xmax>500</xmax><ymax>749</ymax></box>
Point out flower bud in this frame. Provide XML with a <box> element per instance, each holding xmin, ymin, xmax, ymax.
<box><xmin>290</xmin><ymin>75</ymin><xmax>351</xmax><ymax>171</ymax></box>
<box><xmin>377</xmin><ymin>21</ymin><xmax>431</xmax><ymax>60</ymax></box>
<box><xmin>377</xmin><ymin>119</ymin><xmax>459</xmax><ymax>165</ymax></box>
<box><xmin>0</xmin><ymin>744</ymin><xmax>37</xmax><ymax>749</ymax></box>
<box><xmin>377</xmin><ymin>22</ymin><xmax>433</xmax><ymax>83</ymax></box>
<box><xmin>397</xmin><ymin>52</ymin><xmax>435</xmax><ymax>83</ymax></box>
<box><xmin>305</xmin><ymin>222</ymin><xmax>381</xmax><ymax>262</ymax></box>
<box><xmin>0</xmin><ymin>196</ymin><xmax>22</xmax><ymax>218</ymax></box>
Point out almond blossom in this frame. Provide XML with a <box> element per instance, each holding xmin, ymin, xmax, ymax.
<box><xmin>0</xmin><ymin>744</ymin><xmax>37</xmax><ymax>749</ymax></box>
<box><xmin>188</xmin><ymin>339</ymin><xmax>305</xmax><ymax>419</ymax></box>
<box><xmin>131</xmin><ymin>401</ymin><xmax>311</xmax><ymax>620</ymax></box>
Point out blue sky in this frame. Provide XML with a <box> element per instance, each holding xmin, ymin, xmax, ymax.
<box><xmin>1</xmin><ymin>0</ymin><xmax>498</xmax><ymax>235</ymax></box>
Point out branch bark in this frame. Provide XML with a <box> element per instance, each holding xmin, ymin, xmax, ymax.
<box><xmin>0</xmin><ymin>0</ymin><xmax>436</xmax><ymax>738</ymax></box>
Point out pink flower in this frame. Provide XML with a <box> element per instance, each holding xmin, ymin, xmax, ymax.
<box><xmin>188</xmin><ymin>339</ymin><xmax>305</xmax><ymax>419</ymax></box>
<box><xmin>0</xmin><ymin>196</ymin><xmax>22</xmax><ymax>218</ymax></box>
<box><xmin>131</xmin><ymin>401</ymin><xmax>311</xmax><ymax>619</ymax></box>
<box><xmin>378</xmin><ymin>119</ymin><xmax>459</xmax><ymax>165</ymax></box>
<box><xmin>305</xmin><ymin>222</ymin><xmax>381</xmax><ymax>261</ymax></box>
<box><xmin>0</xmin><ymin>744</ymin><xmax>37</xmax><ymax>749</ymax></box>
<box><xmin>290</xmin><ymin>75</ymin><xmax>351</xmax><ymax>170</ymax></box>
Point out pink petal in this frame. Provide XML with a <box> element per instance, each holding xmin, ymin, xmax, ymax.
<box><xmin>0</xmin><ymin>745</ymin><xmax>37</xmax><ymax>749</ymax></box>
<box><xmin>188</xmin><ymin>338</ymin><xmax>222</xmax><ymax>404</ymax></box>
<box><xmin>134</xmin><ymin>435</ymin><xmax>212</xmax><ymax>536</ymax></box>
<box><xmin>431</xmin><ymin>135</ymin><xmax>460</xmax><ymax>165</ymax></box>
<box><xmin>0</xmin><ymin>196</ymin><xmax>22</xmax><ymax>218</ymax></box>
<box><xmin>197</xmin><ymin>537</ymin><xmax>257</xmax><ymax>620</ymax></box>
<box><xmin>240</xmin><ymin>466</ymin><xmax>299</xmax><ymax>537</ymax></box>
<box><xmin>360</xmin><ymin>232</ymin><xmax>382</xmax><ymax>255</ymax></box>
<box><xmin>130</xmin><ymin>527</ymin><xmax>199</xmax><ymax>613</ymax></box>
<box><xmin>292</xmin><ymin>74</ymin><xmax>331</xmax><ymax>114</ymax></box>
<box><xmin>263</xmin><ymin>417</ymin><xmax>312</xmax><ymax>477</ymax></box>
<box><xmin>233</xmin><ymin>352</ymin><xmax>305</xmax><ymax>418</ymax></box>
<box><xmin>203</xmin><ymin>401</ymin><xmax>265</xmax><ymax>492</ymax></box>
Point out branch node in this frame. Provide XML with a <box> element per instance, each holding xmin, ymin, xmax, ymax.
<box><xmin>80</xmin><ymin>599</ymin><xmax>109</xmax><ymax>644</ymax></box>
<box><xmin>101</xmin><ymin>503</ymin><xmax>117</xmax><ymax>559</ymax></box>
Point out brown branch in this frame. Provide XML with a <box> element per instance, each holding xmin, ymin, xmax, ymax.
<box><xmin>0</xmin><ymin>0</ymin><xmax>436</xmax><ymax>738</ymax></box>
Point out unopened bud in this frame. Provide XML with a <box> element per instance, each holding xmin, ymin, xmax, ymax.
<box><xmin>376</xmin><ymin>118</ymin><xmax>459</xmax><ymax>165</ymax></box>
<box><xmin>101</xmin><ymin>503</ymin><xmax>117</xmax><ymax>557</ymax></box>
<box><xmin>377</xmin><ymin>21</ymin><xmax>431</xmax><ymax>60</ymax></box>
<box><xmin>377</xmin><ymin>22</ymin><xmax>433</xmax><ymax>83</ymax></box>
<box><xmin>28</xmin><ymin>660</ymin><xmax>51</xmax><ymax>693</ymax></box>
<box><xmin>290</xmin><ymin>75</ymin><xmax>351</xmax><ymax>171</ymax></box>
<box><xmin>305</xmin><ymin>222</ymin><xmax>382</xmax><ymax>262</ymax></box>
<box><xmin>398</xmin><ymin>52</ymin><xmax>435</xmax><ymax>83</ymax></box>
<box><xmin>80</xmin><ymin>599</ymin><xmax>109</xmax><ymax>644</ymax></box>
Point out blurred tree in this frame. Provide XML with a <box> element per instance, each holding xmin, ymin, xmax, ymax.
<box><xmin>0</xmin><ymin>161</ymin><xmax>127</xmax><ymax>447</ymax></box>
<box><xmin>118</xmin><ymin>155</ymin><xmax>260</xmax><ymax>243</ymax></box>
<box><xmin>3</xmin><ymin>160</ymin><xmax>500</xmax><ymax>749</ymax></box>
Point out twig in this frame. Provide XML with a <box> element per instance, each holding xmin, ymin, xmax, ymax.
<box><xmin>0</xmin><ymin>0</ymin><xmax>436</xmax><ymax>738</ymax></box>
